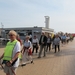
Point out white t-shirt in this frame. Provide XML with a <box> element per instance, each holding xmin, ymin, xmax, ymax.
<box><xmin>12</xmin><ymin>41</ymin><xmax>21</xmax><ymax>67</ymax></box>
<box><xmin>66</xmin><ymin>36</ymin><xmax>70</xmax><ymax>40</ymax></box>
<box><xmin>32</xmin><ymin>38</ymin><xmax>39</xmax><ymax>43</ymax></box>
<box><xmin>24</xmin><ymin>40</ymin><xmax>32</xmax><ymax>48</ymax></box>
<box><xmin>47</xmin><ymin>38</ymin><xmax>51</xmax><ymax>43</ymax></box>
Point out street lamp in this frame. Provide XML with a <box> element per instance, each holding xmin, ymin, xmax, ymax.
<box><xmin>1</xmin><ymin>22</ymin><xmax>4</xmax><ymax>37</ymax></box>
<box><xmin>1</xmin><ymin>22</ymin><xmax>4</xmax><ymax>30</ymax></box>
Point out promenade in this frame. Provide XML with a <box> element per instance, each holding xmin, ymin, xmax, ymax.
<box><xmin>0</xmin><ymin>40</ymin><xmax>75</xmax><ymax>75</ymax></box>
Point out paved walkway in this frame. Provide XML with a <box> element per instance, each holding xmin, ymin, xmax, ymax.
<box><xmin>0</xmin><ymin>40</ymin><xmax>75</xmax><ymax>75</ymax></box>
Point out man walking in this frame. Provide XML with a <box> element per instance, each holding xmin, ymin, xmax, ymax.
<box><xmin>38</xmin><ymin>32</ymin><xmax>47</xmax><ymax>58</ymax></box>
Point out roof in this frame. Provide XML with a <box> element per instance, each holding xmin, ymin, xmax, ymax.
<box><xmin>4</xmin><ymin>27</ymin><xmax>53</xmax><ymax>30</ymax></box>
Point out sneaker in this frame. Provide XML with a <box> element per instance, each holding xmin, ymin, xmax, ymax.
<box><xmin>37</xmin><ymin>57</ymin><xmax>41</xmax><ymax>58</ymax></box>
<box><xmin>54</xmin><ymin>52</ymin><xmax>56</xmax><ymax>53</ymax></box>
<box><xmin>31</xmin><ymin>60</ymin><xmax>34</xmax><ymax>64</ymax></box>
<box><xmin>21</xmin><ymin>63</ymin><xmax>26</xmax><ymax>67</ymax></box>
<box><xmin>43</xmin><ymin>56</ymin><xmax>46</xmax><ymax>57</ymax></box>
<box><xmin>58</xmin><ymin>50</ymin><xmax>60</xmax><ymax>52</ymax></box>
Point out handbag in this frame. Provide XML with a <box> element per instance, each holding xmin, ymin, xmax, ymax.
<box><xmin>28</xmin><ymin>48</ymin><xmax>32</xmax><ymax>55</ymax></box>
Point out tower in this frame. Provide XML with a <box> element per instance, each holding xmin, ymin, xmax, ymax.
<box><xmin>45</xmin><ymin>16</ymin><xmax>50</xmax><ymax>29</ymax></box>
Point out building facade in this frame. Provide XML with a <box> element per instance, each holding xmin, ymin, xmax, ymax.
<box><xmin>2</xmin><ymin>27</ymin><xmax>54</xmax><ymax>40</ymax></box>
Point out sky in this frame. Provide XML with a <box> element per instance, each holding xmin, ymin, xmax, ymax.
<box><xmin>0</xmin><ymin>0</ymin><xmax>75</xmax><ymax>33</ymax></box>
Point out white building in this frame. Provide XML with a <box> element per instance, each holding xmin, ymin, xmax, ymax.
<box><xmin>3</xmin><ymin>27</ymin><xmax>54</xmax><ymax>40</ymax></box>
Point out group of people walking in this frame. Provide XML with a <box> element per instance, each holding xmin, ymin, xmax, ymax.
<box><xmin>0</xmin><ymin>30</ymin><xmax>74</xmax><ymax>75</ymax></box>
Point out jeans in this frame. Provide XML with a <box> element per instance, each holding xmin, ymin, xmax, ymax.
<box><xmin>46</xmin><ymin>43</ymin><xmax>51</xmax><ymax>52</ymax></box>
<box><xmin>32</xmin><ymin>45</ymin><xmax>38</xmax><ymax>53</ymax></box>
<box><xmin>55</xmin><ymin>45</ymin><xmax>60</xmax><ymax>53</ymax></box>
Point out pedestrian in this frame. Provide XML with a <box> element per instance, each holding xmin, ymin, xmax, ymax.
<box><xmin>54</xmin><ymin>34</ymin><xmax>60</xmax><ymax>53</ymax></box>
<box><xmin>52</xmin><ymin>35</ymin><xmax>55</xmax><ymax>49</ymax></box>
<box><xmin>32</xmin><ymin>36</ymin><xmax>39</xmax><ymax>54</ymax></box>
<box><xmin>21</xmin><ymin>35</ymin><xmax>33</xmax><ymax>66</ymax></box>
<box><xmin>61</xmin><ymin>34</ymin><xmax>66</xmax><ymax>45</ymax></box>
<box><xmin>16</xmin><ymin>34</ymin><xmax>23</xmax><ymax>63</ymax></box>
<box><xmin>0</xmin><ymin>30</ymin><xmax>21</xmax><ymax>75</ymax></box>
<box><xmin>38</xmin><ymin>32</ymin><xmax>47</xmax><ymax>58</ymax></box>
<box><xmin>16</xmin><ymin>34</ymin><xmax>22</xmax><ymax>46</ymax></box>
<box><xmin>66</xmin><ymin>35</ymin><xmax>70</xmax><ymax>44</ymax></box>
<box><xmin>46</xmin><ymin>35</ymin><xmax>51</xmax><ymax>52</ymax></box>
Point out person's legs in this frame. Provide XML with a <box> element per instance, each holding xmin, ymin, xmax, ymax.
<box><xmin>48</xmin><ymin>43</ymin><xmax>50</xmax><ymax>51</ymax></box>
<box><xmin>38</xmin><ymin>45</ymin><xmax>43</xmax><ymax>58</ymax></box>
<box><xmin>46</xmin><ymin>43</ymin><xmax>48</xmax><ymax>52</ymax></box>
<box><xmin>9</xmin><ymin>67</ymin><xmax>17</xmax><ymax>75</ymax></box>
<box><xmin>6</xmin><ymin>74</ymin><xmax>9</xmax><ymax>75</ymax></box>
<box><xmin>58</xmin><ymin>45</ymin><xmax>60</xmax><ymax>52</ymax></box>
<box><xmin>49</xmin><ymin>43</ymin><xmax>51</xmax><ymax>51</ymax></box>
<box><xmin>4</xmin><ymin>65</ymin><xmax>9</xmax><ymax>75</ymax></box>
<box><xmin>64</xmin><ymin>39</ymin><xmax>66</xmax><ymax>44</ymax></box>
<box><xmin>4</xmin><ymin>65</ymin><xmax>17</xmax><ymax>75</ymax></box>
<box><xmin>52</xmin><ymin>42</ymin><xmax>55</xmax><ymax>49</ymax></box>
<box><xmin>36</xmin><ymin>47</ymin><xmax>38</xmax><ymax>53</ymax></box>
<box><xmin>6</xmin><ymin>74</ymin><xmax>10</xmax><ymax>75</ymax></box>
<box><xmin>27</xmin><ymin>55</ymin><xmax>33</xmax><ymax>63</ymax></box>
<box><xmin>62</xmin><ymin>39</ymin><xmax>64</xmax><ymax>44</ymax></box>
<box><xmin>22</xmin><ymin>50</ymin><xmax>28</xmax><ymax>64</ymax></box>
<box><xmin>43</xmin><ymin>46</ymin><xmax>46</xmax><ymax>57</ymax></box>
<box><xmin>32</xmin><ymin>46</ymin><xmax>35</xmax><ymax>53</ymax></box>
<box><xmin>54</xmin><ymin>45</ymin><xmax>57</xmax><ymax>53</ymax></box>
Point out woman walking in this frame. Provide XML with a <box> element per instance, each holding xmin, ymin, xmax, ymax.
<box><xmin>46</xmin><ymin>35</ymin><xmax>51</xmax><ymax>52</ymax></box>
<box><xmin>0</xmin><ymin>30</ymin><xmax>21</xmax><ymax>75</ymax></box>
<box><xmin>21</xmin><ymin>36</ymin><xmax>33</xmax><ymax>66</ymax></box>
<box><xmin>32</xmin><ymin>36</ymin><xmax>39</xmax><ymax>54</ymax></box>
<box><xmin>54</xmin><ymin>34</ymin><xmax>60</xmax><ymax>53</ymax></box>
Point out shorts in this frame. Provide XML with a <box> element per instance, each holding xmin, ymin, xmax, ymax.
<box><xmin>4</xmin><ymin>65</ymin><xmax>17</xmax><ymax>75</ymax></box>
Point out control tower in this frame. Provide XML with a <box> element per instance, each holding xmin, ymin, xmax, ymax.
<box><xmin>45</xmin><ymin>16</ymin><xmax>50</xmax><ymax>29</ymax></box>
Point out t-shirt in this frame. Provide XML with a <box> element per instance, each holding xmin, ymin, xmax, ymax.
<box><xmin>54</xmin><ymin>37</ymin><xmax>60</xmax><ymax>45</ymax></box>
<box><xmin>32</xmin><ymin>38</ymin><xmax>39</xmax><ymax>43</ymax></box>
<box><xmin>12</xmin><ymin>41</ymin><xmax>21</xmax><ymax>67</ymax></box>
<box><xmin>47</xmin><ymin>38</ymin><xmax>51</xmax><ymax>43</ymax></box>
<box><xmin>24</xmin><ymin>40</ymin><xmax>32</xmax><ymax>48</ymax></box>
<box><xmin>61</xmin><ymin>35</ymin><xmax>66</xmax><ymax>40</ymax></box>
<box><xmin>66</xmin><ymin>36</ymin><xmax>70</xmax><ymax>40</ymax></box>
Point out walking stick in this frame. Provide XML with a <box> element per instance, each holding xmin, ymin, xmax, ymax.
<box><xmin>0</xmin><ymin>64</ymin><xmax>4</xmax><ymax>69</ymax></box>
<box><xmin>3</xmin><ymin>61</ymin><xmax>16</xmax><ymax>75</ymax></box>
<box><xmin>0</xmin><ymin>60</ymin><xmax>4</xmax><ymax>69</ymax></box>
<box><xmin>10</xmin><ymin>67</ymin><xmax>16</xmax><ymax>75</ymax></box>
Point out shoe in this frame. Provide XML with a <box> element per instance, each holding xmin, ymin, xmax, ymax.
<box><xmin>54</xmin><ymin>52</ymin><xmax>56</xmax><ymax>53</ymax></box>
<box><xmin>58</xmin><ymin>50</ymin><xmax>60</xmax><ymax>52</ymax></box>
<box><xmin>43</xmin><ymin>56</ymin><xmax>46</xmax><ymax>57</ymax></box>
<box><xmin>31</xmin><ymin>60</ymin><xmax>34</xmax><ymax>64</ymax></box>
<box><xmin>49</xmin><ymin>49</ymin><xmax>51</xmax><ymax>52</ymax></box>
<box><xmin>37</xmin><ymin>57</ymin><xmax>41</xmax><ymax>58</ymax></box>
<box><xmin>46</xmin><ymin>50</ymin><xmax>47</xmax><ymax>52</ymax></box>
<box><xmin>21</xmin><ymin>63</ymin><xmax>26</xmax><ymax>67</ymax></box>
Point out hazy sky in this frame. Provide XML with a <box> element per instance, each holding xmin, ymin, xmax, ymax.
<box><xmin>0</xmin><ymin>0</ymin><xmax>75</xmax><ymax>33</ymax></box>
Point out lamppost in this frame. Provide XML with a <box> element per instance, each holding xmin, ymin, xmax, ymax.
<box><xmin>1</xmin><ymin>22</ymin><xmax>4</xmax><ymax>29</ymax></box>
<box><xmin>1</xmin><ymin>22</ymin><xmax>4</xmax><ymax>38</ymax></box>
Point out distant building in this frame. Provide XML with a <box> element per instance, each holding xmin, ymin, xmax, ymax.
<box><xmin>1</xmin><ymin>16</ymin><xmax>54</xmax><ymax>40</ymax></box>
<box><xmin>3</xmin><ymin>27</ymin><xmax>54</xmax><ymax>40</ymax></box>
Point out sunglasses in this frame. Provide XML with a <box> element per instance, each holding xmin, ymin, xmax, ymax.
<box><xmin>9</xmin><ymin>34</ymin><xmax>14</xmax><ymax>36</ymax></box>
